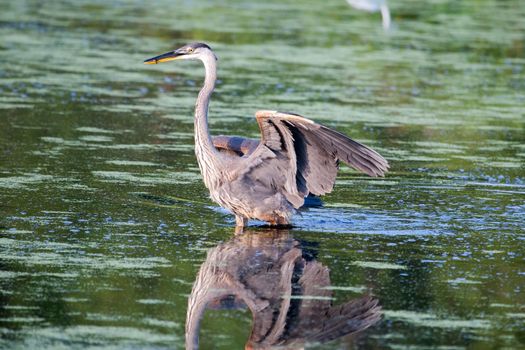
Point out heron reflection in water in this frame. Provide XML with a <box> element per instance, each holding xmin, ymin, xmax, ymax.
<box><xmin>144</xmin><ymin>43</ymin><xmax>388</xmax><ymax>232</ymax></box>
<box><xmin>346</xmin><ymin>0</ymin><xmax>391</xmax><ymax>30</ymax></box>
<box><xmin>185</xmin><ymin>229</ymin><xmax>381</xmax><ymax>349</ymax></box>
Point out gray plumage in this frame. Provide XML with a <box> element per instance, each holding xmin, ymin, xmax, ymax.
<box><xmin>144</xmin><ymin>43</ymin><xmax>389</xmax><ymax>231</ymax></box>
<box><xmin>185</xmin><ymin>229</ymin><xmax>382</xmax><ymax>349</ymax></box>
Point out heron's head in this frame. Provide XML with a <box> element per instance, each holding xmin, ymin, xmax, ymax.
<box><xmin>143</xmin><ymin>42</ymin><xmax>217</xmax><ymax>65</ymax></box>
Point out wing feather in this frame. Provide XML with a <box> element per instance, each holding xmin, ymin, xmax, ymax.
<box><xmin>241</xmin><ymin>110</ymin><xmax>389</xmax><ymax>208</ymax></box>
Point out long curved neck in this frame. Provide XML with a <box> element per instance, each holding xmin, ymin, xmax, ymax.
<box><xmin>194</xmin><ymin>52</ymin><xmax>221</xmax><ymax>184</ymax></box>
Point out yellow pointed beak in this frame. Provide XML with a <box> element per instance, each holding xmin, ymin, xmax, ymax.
<box><xmin>143</xmin><ymin>50</ymin><xmax>183</xmax><ymax>64</ymax></box>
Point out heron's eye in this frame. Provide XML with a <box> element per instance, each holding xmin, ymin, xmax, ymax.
<box><xmin>187</xmin><ymin>48</ymin><xmax>194</xmax><ymax>53</ymax></box>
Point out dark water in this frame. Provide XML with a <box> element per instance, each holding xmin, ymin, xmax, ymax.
<box><xmin>1</xmin><ymin>0</ymin><xmax>524</xmax><ymax>349</ymax></box>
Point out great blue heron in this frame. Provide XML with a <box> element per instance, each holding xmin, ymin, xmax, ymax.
<box><xmin>144</xmin><ymin>43</ymin><xmax>389</xmax><ymax>232</ymax></box>
<box><xmin>185</xmin><ymin>228</ymin><xmax>382</xmax><ymax>349</ymax></box>
<box><xmin>346</xmin><ymin>0</ymin><xmax>391</xmax><ymax>30</ymax></box>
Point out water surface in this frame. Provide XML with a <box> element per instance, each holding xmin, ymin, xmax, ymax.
<box><xmin>1</xmin><ymin>0</ymin><xmax>524</xmax><ymax>349</ymax></box>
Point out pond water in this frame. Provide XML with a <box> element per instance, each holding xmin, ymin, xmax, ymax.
<box><xmin>1</xmin><ymin>0</ymin><xmax>524</xmax><ymax>349</ymax></box>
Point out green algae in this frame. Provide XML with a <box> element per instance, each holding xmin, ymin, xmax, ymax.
<box><xmin>383</xmin><ymin>310</ymin><xmax>491</xmax><ymax>329</ymax></box>
<box><xmin>352</xmin><ymin>261</ymin><xmax>408</xmax><ymax>270</ymax></box>
<box><xmin>104</xmin><ymin>160</ymin><xmax>160</xmax><ymax>167</ymax></box>
<box><xmin>0</xmin><ymin>0</ymin><xmax>524</xmax><ymax>349</ymax></box>
<box><xmin>0</xmin><ymin>173</ymin><xmax>54</xmax><ymax>189</ymax></box>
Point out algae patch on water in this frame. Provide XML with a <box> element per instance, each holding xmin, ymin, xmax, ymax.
<box><xmin>383</xmin><ymin>310</ymin><xmax>491</xmax><ymax>329</ymax></box>
<box><xmin>92</xmin><ymin>170</ymin><xmax>200</xmax><ymax>185</ymax></box>
<box><xmin>352</xmin><ymin>261</ymin><xmax>407</xmax><ymax>270</ymax></box>
<box><xmin>0</xmin><ymin>173</ymin><xmax>54</xmax><ymax>189</ymax></box>
<box><xmin>105</xmin><ymin>160</ymin><xmax>160</xmax><ymax>167</ymax></box>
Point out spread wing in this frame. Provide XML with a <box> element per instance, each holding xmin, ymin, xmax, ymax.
<box><xmin>242</xmin><ymin>110</ymin><xmax>389</xmax><ymax>208</ymax></box>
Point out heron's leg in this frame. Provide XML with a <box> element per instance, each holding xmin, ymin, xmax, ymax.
<box><xmin>261</xmin><ymin>214</ymin><xmax>291</xmax><ymax>228</ymax></box>
<box><xmin>235</xmin><ymin>216</ymin><xmax>248</xmax><ymax>235</ymax></box>
<box><xmin>275</xmin><ymin>216</ymin><xmax>292</xmax><ymax>227</ymax></box>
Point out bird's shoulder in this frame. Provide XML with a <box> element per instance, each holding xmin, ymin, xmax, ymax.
<box><xmin>255</xmin><ymin>110</ymin><xmax>317</xmax><ymax>127</ymax></box>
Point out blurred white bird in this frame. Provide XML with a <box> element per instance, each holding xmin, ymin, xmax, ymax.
<box><xmin>346</xmin><ymin>0</ymin><xmax>391</xmax><ymax>29</ymax></box>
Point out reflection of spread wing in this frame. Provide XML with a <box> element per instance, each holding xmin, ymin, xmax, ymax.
<box><xmin>307</xmin><ymin>296</ymin><xmax>382</xmax><ymax>343</ymax></box>
<box><xmin>287</xmin><ymin>262</ymin><xmax>382</xmax><ymax>344</ymax></box>
<box><xmin>245</xmin><ymin>247</ymin><xmax>381</xmax><ymax>347</ymax></box>
<box><xmin>290</xmin><ymin>261</ymin><xmax>332</xmax><ymax>325</ymax></box>
<box><xmin>213</xmin><ymin>135</ymin><xmax>259</xmax><ymax>156</ymax></box>
<box><xmin>241</xmin><ymin>111</ymin><xmax>389</xmax><ymax>207</ymax></box>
